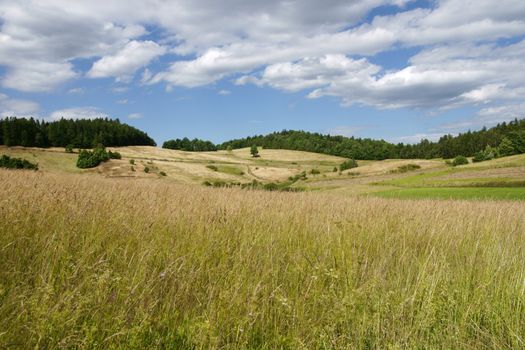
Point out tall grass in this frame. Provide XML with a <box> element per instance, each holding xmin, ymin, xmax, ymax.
<box><xmin>0</xmin><ymin>169</ymin><xmax>524</xmax><ymax>349</ymax></box>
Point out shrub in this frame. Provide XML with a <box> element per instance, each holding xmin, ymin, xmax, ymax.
<box><xmin>333</xmin><ymin>167</ymin><xmax>338</xmax><ymax>172</ymax></box>
<box><xmin>108</xmin><ymin>151</ymin><xmax>122</xmax><ymax>159</ymax></box>
<box><xmin>206</xmin><ymin>165</ymin><xmax>218</xmax><ymax>171</ymax></box>
<box><xmin>340</xmin><ymin>159</ymin><xmax>358</xmax><ymax>171</ymax></box>
<box><xmin>65</xmin><ymin>144</ymin><xmax>74</xmax><ymax>153</ymax></box>
<box><xmin>498</xmin><ymin>137</ymin><xmax>515</xmax><ymax>157</ymax></box>
<box><xmin>288</xmin><ymin>171</ymin><xmax>307</xmax><ymax>182</ymax></box>
<box><xmin>76</xmin><ymin>146</ymin><xmax>110</xmax><ymax>169</ymax></box>
<box><xmin>131</xmin><ymin>166</ymin><xmax>135</xmax><ymax>172</ymax></box>
<box><xmin>144</xmin><ymin>167</ymin><xmax>150</xmax><ymax>173</ymax></box>
<box><xmin>129</xmin><ymin>159</ymin><xmax>135</xmax><ymax>165</ymax></box>
<box><xmin>452</xmin><ymin>155</ymin><xmax>469</xmax><ymax>166</ymax></box>
<box><xmin>159</xmin><ymin>171</ymin><xmax>167</xmax><ymax>176</ymax></box>
<box><xmin>0</xmin><ymin>155</ymin><xmax>38</xmax><ymax>170</ymax></box>
<box><xmin>472</xmin><ymin>146</ymin><xmax>499</xmax><ymax>163</ymax></box>
<box><xmin>391</xmin><ymin>164</ymin><xmax>421</xmax><ymax>173</ymax></box>
<box><xmin>310</xmin><ymin>168</ymin><xmax>320</xmax><ymax>175</ymax></box>
<box><xmin>250</xmin><ymin>145</ymin><xmax>259</xmax><ymax>157</ymax></box>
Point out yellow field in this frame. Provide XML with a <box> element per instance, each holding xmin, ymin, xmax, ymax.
<box><xmin>0</xmin><ymin>169</ymin><xmax>524</xmax><ymax>348</ymax></box>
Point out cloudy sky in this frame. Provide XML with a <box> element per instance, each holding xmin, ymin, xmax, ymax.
<box><xmin>0</xmin><ymin>0</ymin><xmax>524</xmax><ymax>144</ymax></box>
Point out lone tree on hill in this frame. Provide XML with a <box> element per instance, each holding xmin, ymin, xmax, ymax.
<box><xmin>250</xmin><ymin>144</ymin><xmax>259</xmax><ymax>157</ymax></box>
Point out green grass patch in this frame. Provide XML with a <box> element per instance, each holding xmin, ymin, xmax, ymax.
<box><xmin>371</xmin><ymin>187</ymin><xmax>525</xmax><ymax>200</ymax></box>
<box><xmin>216</xmin><ymin>165</ymin><xmax>245</xmax><ymax>176</ymax></box>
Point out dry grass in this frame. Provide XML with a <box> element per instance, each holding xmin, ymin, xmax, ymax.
<box><xmin>1</xmin><ymin>169</ymin><xmax>524</xmax><ymax>349</ymax></box>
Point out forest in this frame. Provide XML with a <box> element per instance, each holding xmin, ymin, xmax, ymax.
<box><xmin>0</xmin><ymin>117</ymin><xmax>156</xmax><ymax>148</ymax></box>
<box><xmin>219</xmin><ymin>119</ymin><xmax>525</xmax><ymax>160</ymax></box>
<box><xmin>162</xmin><ymin>138</ymin><xmax>217</xmax><ymax>151</ymax></box>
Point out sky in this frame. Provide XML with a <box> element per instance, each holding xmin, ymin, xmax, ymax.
<box><xmin>0</xmin><ymin>0</ymin><xmax>524</xmax><ymax>145</ymax></box>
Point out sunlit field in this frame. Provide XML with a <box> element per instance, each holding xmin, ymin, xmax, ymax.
<box><xmin>1</xmin><ymin>169</ymin><xmax>524</xmax><ymax>349</ymax></box>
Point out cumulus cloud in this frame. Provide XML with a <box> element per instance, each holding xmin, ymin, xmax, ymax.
<box><xmin>1</xmin><ymin>0</ymin><xmax>525</xmax><ymax>113</ymax></box>
<box><xmin>88</xmin><ymin>41</ymin><xmax>166</xmax><ymax>81</ymax></box>
<box><xmin>0</xmin><ymin>94</ymin><xmax>40</xmax><ymax>117</ymax></box>
<box><xmin>49</xmin><ymin>107</ymin><xmax>109</xmax><ymax>121</ymax></box>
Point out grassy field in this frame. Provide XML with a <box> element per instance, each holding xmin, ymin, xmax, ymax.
<box><xmin>1</xmin><ymin>169</ymin><xmax>524</xmax><ymax>349</ymax></box>
<box><xmin>373</xmin><ymin>187</ymin><xmax>525</xmax><ymax>200</ymax></box>
<box><xmin>2</xmin><ymin>146</ymin><xmax>524</xmax><ymax>201</ymax></box>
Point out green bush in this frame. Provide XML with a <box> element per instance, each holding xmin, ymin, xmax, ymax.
<box><xmin>108</xmin><ymin>151</ymin><xmax>122</xmax><ymax>159</ymax></box>
<box><xmin>65</xmin><ymin>144</ymin><xmax>74</xmax><ymax>153</ymax></box>
<box><xmin>76</xmin><ymin>146</ymin><xmax>110</xmax><ymax>169</ymax></box>
<box><xmin>498</xmin><ymin>137</ymin><xmax>515</xmax><ymax>157</ymax></box>
<box><xmin>310</xmin><ymin>168</ymin><xmax>320</xmax><ymax>175</ymax></box>
<box><xmin>250</xmin><ymin>144</ymin><xmax>259</xmax><ymax>157</ymax></box>
<box><xmin>452</xmin><ymin>155</ymin><xmax>469</xmax><ymax>166</ymax></box>
<box><xmin>129</xmin><ymin>159</ymin><xmax>135</xmax><ymax>165</ymax></box>
<box><xmin>339</xmin><ymin>159</ymin><xmax>358</xmax><ymax>171</ymax></box>
<box><xmin>391</xmin><ymin>164</ymin><xmax>421</xmax><ymax>173</ymax></box>
<box><xmin>159</xmin><ymin>171</ymin><xmax>167</xmax><ymax>176</ymax></box>
<box><xmin>0</xmin><ymin>155</ymin><xmax>38</xmax><ymax>170</ymax></box>
<box><xmin>472</xmin><ymin>146</ymin><xmax>499</xmax><ymax>163</ymax></box>
<box><xmin>144</xmin><ymin>167</ymin><xmax>150</xmax><ymax>173</ymax></box>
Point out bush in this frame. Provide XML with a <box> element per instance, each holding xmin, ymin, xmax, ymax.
<box><xmin>391</xmin><ymin>164</ymin><xmax>421</xmax><ymax>173</ymax></box>
<box><xmin>131</xmin><ymin>166</ymin><xmax>135</xmax><ymax>172</ymax></box>
<box><xmin>108</xmin><ymin>151</ymin><xmax>122</xmax><ymax>159</ymax></box>
<box><xmin>65</xmin><ymin>144</ymin><xmax>74</xmax><ymax>153</ymax></box>
<box><xmin>159</xmin><ymin>171</ymin><xmax>167</xmax><ymax>176</ymax></box>
<box><xmin>76</xmin><ymin>146</ymin><xmax>110</xmax><ymax>169</ymax></box>
<box><xmin>310</xmin><ymin>168</ymin><xmax>320</xmax><ymax>175</ymax></box>
<box><xmin>340</xmin><ymin>159</ymin><xmax>358</xmax><ymax>171</ymax></box>
<box><xmin>129</xmin><ymin>159</ymin><xmax>135</xmax><ymax>165</ymax></box>
<box><xmin>452</xmin><ymin>155</ymin><xmax>469</xmax><ymax>166</ymax></box>
<box><xmin>333</xmin><ymin>167</ymin><xmax>338</xmax><ymax>172</ymax></box>
<box><xmin>472</xmin><ymin>146</ymin><xmax>499</xmax><ymax>163</ymax></box>
<box><xmin>0</xmin><ymin>155</ymin><xmax>38</xmax><ymax>170</ymax></box>
<box><xmin>498</xmin><ymin>137</ymin><xmax>515</xmax><ymax>157</ymax></box>
<box><xmin>206</xmin><ymin>165</ymin><xmax>218</xmax><ymax>171</ymax></box>
<box><xmin>144</xmin><ymin>167</ymin><xmax>150</xmax><ymax>173</ymax></box>
<box><xmin>250</xmin><ymin>144</ymin><xmax>259</xmax><ymax>157</ymax></box>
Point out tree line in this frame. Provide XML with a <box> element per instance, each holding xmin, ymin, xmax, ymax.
<box><xmin>162</xmin><ymin>138</ymin><xmax>217</xmax><ymax>151</ymax></box>
<box><xmin>0</xmin><ymin>117</ymin><xmax>156</xmax><ymax>148</ymax></box>
<box><xmin>218</xmin><ymin>119</ymin><xmax>525</xmax><ymax>160</ymax></box>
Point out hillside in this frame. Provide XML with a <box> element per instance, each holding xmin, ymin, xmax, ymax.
<box><xmin>1</xmin><ymin>145</ymin><xmax>524</xmax><ymax>200</ymax></box>
<box><xmin>218</xmin><ymin>119</ymin><xmax>525</xmax><ymax>159</ymax></box>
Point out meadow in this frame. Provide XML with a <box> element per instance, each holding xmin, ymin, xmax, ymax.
<box><xmin>1</xmin><ymin>168</ymin><xmax>524</xmax><ymax>349</ymax></box>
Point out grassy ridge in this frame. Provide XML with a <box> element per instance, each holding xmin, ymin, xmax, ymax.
<box><xmin>1</xmin><ymin>170</ymin><xmax>524</xmax><ymax>348</ymax></box>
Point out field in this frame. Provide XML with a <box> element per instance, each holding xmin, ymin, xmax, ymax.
<box><xmin>1</xmin><ymin>145</ymin><xmax>524</xmax><ymax>200</ymax></box>
<box><xmin>0</xmin><ymin>146</ymin><xmax>524</xmax><ymax>348</ymax></box>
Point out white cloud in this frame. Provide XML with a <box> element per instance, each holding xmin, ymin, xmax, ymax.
<box><xmin>49</xmin><ymin>107</ymin><xmax>109</xmax><ymax>121</ymax></box>
<box><xmin>0</xmin><ymin>94</ymin><xmax>40</xmax><ymax>117</ymax></box>
<box><xmin>440</xmin><ymin>104</ymin><xmax>525</xmax><ymax>131</ymax></box>
<box><xmin>127</xmin><ymin>113</ymin><xmax>143</xmax><ymax>119</ymax></box>
<box><xmin>88</xmin><ymin>40</ymin><xmax>166</xmax><ymax>81</ymax></box>
<box><xmin>218</xmin><ymin>89</ymin><xmax>231</xmax><ymax>95</ymax></box>
<box><xmin>1</xmin><ymin>0</ymin><xmax>525</xmax><ymax>112</ymax></box>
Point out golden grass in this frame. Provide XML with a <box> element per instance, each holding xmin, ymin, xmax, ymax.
<box><xmin>1</xmin><ymin>169</ymin><xmax>524</xmax><ymax>349</ymax></box>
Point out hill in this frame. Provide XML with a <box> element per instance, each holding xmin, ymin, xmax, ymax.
<box><xmin>218</xmin><ymin>119</ymin><xmax>525</xmax><ymax>160</ymax></box>
<box><xmin>1</xmin><ymin>145</ymin><xmax>524</xmax><ymax>200</ymax></box>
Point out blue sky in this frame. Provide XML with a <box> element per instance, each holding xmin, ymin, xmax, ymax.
<box><xmin>1</xmin><ymin>0</ymin><xmax>524</xmax><ymax>145</ymax></box>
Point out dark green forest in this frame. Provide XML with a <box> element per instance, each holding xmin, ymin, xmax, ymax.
<box><xmin>0</xmin><ymin>117</ymin><xmax>156</xmax><ymax>148</ymax></box>
<box><xmin>219</xmin><ymin>119</ymin><xmax>525</xmax><ymax>160</ymax></box>
<box><xmin>163</xmin><ymin>138</ymin><xmax>217</xmax><ymax>151</ymax></box>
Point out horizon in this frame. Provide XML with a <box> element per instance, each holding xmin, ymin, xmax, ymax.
<box><xmin>1</xmin><ymin>1</ymin><xmax>524</xmax><ymax>145</ymax></box>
